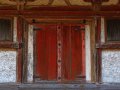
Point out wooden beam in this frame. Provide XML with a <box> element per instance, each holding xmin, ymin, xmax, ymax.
<box><xmin>48</xmin><ymin>0</ymin><xmax>54</xmax><ymax>5</ymax></box>
<box><xmin>0</xmin><ymin>5</ymin><xmax>120</xmax><ymax>17</ymax></box>
<box><xmin>21</xmin><ymin>10</ymin><xmax>120</xmax><ymax>17</ymax></box>
<box><xmin>0</xmin><ymin>42</ymin><xmax>19</xmax><ymax>49</ymax></box>
<box><xmin>84</xmin><ymin>0</ymin><xmax>109</xmax><ymax>2</ymax></box>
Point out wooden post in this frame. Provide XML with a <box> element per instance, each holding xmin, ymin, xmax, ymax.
<box><xmin>57</xmin><ymin>25</ymin><xmax>62</xmax><ymax>81</ymax></box>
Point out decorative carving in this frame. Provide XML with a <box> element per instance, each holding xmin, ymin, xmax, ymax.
<box><xmin>9</xmin><ymin>0</ymin><xmax>36</xmax><ymax>2</ymax></box>
<box><xmin>9</xmin><ymin>0</ymin><xmax>36</xmax><ymax>10</ymax></box>
<box><xmin>48</xmin><ymin>0</ymin><xmax>71</xmax><ymax>6</ymax></box>
<box><xmin>84</xmin><ymin>0</ymin><xmax>109</xmax><ymax>11</ymax></box>
<box><xmin>92</xmin><ymin>2</ymin><xmax>102</xmax><ymax>11</ymax></box>
<box><xmin>64</xmin><ymin>0</ymin><xmax>71</xmax><ymax>6</ymax></box>
<box><xmin>48</xmin><ymin>0</ymin><xmax>54</xmax><ymax>5</ymax></box>
<box><xmin>84</xmin><ymin>0</ymin><xmax>109</xmax><ymax>2</ymax></box>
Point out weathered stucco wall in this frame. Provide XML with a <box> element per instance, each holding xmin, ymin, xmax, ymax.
<box><xmin>102</xmin><ymin>50</ymin><xmax>120</xmax><ymax>83</ymax></box>
<box><xmin>27</xmin><ymin>25</ymin><xmax>34</xmax><ymax>82</ymax></box>
<box><xmin>0</xmin><ymin>51</ymin><xmax>17</xmax><ymax>83</ymax></box>
<box><xmin>85</xmin><ymin>24</ymin><xmax>91</xmax><ymax>81</ymax></box>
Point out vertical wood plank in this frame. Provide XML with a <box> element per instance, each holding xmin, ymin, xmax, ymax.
<box><xmin>90</xmin><ymin>20</ymin><xmax>96</xmax><ymax>82</ymax></box>
<box><xmin>36</xmin><ymin>25</ymin><xmax>46</xmax><ymax>79</ymax></box>
<box><xmin>81</xmin><ymin>27</ymin><xmax>85</xmax><ymax>77</ymax></box>
<box><xmin>57</xmin><ymin>24</ymin><xmax>62</xmax><ymax>81</ymax></box>
<box><xmin>17</xmin><ymin>17</ymin><xmax>23</xmax><ymax>82</ymax></box>
<box><xmin>101</xmin><ymin>17</ymin><xmax>105</xmax><ymax>43</ymax></box>
<box><xmin>62</xmin><ymin>24</ymin><xmax>85</xmax><ymax>80</ymax></box>
<box><xmin>71</xmin><ymin>25</ymin><xmax>82</xmax><ymax>80</ymax></box>
<box><xmin>85</xmin><ymin>24</ymin><xmax>91</xmax><ymax>81</ymax></box>
<box><xmin>36</xmin><ymin>24</ymin><xmax>57</xmax><ymax>80</ymax></box>
<box><xmin>46</xmin><ymin>25</ymin><xmax>57</xmax><ymax>80</ymax></box>
<box><xmin>96</xmin><ymin>18</ymin><xmax>102</xmax><ymax>82</ymax></box>
<box><xmin>13</xmin><ymin>17</ymin><xmax>17</xmax><ymax>42</ymax></box>
<box><xmin>62</xmin><ymin>24</ymin><xmax>72</xmax><ymax>80</ymax></box>
<box><xmin>36</xmin><ymin>26</ymin><xmax>47</xmax><ymax>79</ymax></box>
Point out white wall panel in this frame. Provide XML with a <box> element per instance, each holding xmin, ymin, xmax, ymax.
<box><xmin>0</xmin><ymin>51</ymin><xmax>17</xmax><ymax>83</ymax></box>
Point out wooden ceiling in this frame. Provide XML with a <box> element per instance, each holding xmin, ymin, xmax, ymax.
<box><xmin>0</xmin><ymin>0</ymin><xmax>119</xmax><ymax>12</ymax></box>
<box><xmin>0</xmin><ymin>0</ymin><xmax>119</xmax><ymax>6</ymax></box>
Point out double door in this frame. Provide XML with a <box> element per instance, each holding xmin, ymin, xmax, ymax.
<box><xmin>35</xmin><ymin>23</ymin><xmax>85</xmax><ymax>81</ymax></box>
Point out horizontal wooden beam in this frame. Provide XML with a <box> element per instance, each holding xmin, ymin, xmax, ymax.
<box><xmin>0</xmin><ymin>42</ymin><xmax>21</xmax><ymax>49</ymax></box>
<box><xmin>0</xmin><ymin>5</ymin><xmax>120</xmax><ymax>17</ymax></box>
<box><xmin>26</xmin><ymin>5</ymin><xmax>120</xmax><ymax>11</ymax></box>
<box><xmin>0</xmin><ymin>10</ymin><xmax>18</xmax><ymax>16</ymax></box>
<box><xmin>96</xmin><ymin>43</ymin><xmax>120</xmax><ymax>49</ymax></box>
<box><xmin>20</xmin><ymin>10</ymin><xmax>120</xmax><ymax>18</ymax></box>
<box><xmin>0</xmin><ymin>5</ymin><xmax>120</xmax><ymax>11</ymax></box>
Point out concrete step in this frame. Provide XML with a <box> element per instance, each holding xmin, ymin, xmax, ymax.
<box><xmin>0</xmin><ymin>84</ymin><xmax>120</xmax><ymax>90</ymax></box>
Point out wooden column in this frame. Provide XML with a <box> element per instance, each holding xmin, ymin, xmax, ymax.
<box><xmin>57</xmin><ymin>25</ymin><xmax>62</xmax><ymax>81</ymax></box>
<box><xmin>95</xmin><ymin>17</ymin><xmax>102</xmax><ymax>83</ymax></box>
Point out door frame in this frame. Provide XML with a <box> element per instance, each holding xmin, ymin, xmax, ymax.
<box><xmin>31</xmin><ymin>20</ymin><xmax>94</xmax><ymax>83</ymax></box>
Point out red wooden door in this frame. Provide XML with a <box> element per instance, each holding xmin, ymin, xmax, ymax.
<box><xmin>36</xmin><ymin>24</ymin><xmax>57</xmax><ymax>80</ymax></box>
<box><xmin>62</xmin><ymin>24</ymin><xmax>85</xmax><ymax>81</ymax></box>
<box><xmin>35</xmin><ymin>23</ymin><xmax>85</xmax><ymax>81</ymax></box>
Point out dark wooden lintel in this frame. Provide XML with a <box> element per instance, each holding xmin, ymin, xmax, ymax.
<box><xmin>96</xmin><ymin>43</ymin><xmax>120</xmax><ymax>49</ymax></box>
<box><xmin>0</xmin><ymin>42</ymin><xmax>22</xmax><ymax>49</ymax></box>
<box><xmin>0</xmin><ymin>5</ymin><xmax>120</xmax><ymax>17</ymax></box>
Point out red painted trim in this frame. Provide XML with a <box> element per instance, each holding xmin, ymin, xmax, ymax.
<box><xmin>0</xmin><ymin>5</ymin><xmax>119</xmax><ymax>11</ymax></box>
<box><xmin>0</xmin><ymin>7</ymin><xmax>120</xmax><ymax>17</ymax></box>
<box><xmin>17</xmin><ymin>17</ymin><xmax>23</xmax><ymax>82</ymax></box>
<box><xmin>96</xmin><ymin>18</ymin><xmax>101</xmax><ymax>44</ymax></box>
<box><xmin>81</xmin><ymin>28</ymin><xmax>85</xmax><ymax>76</ymax></box>
<box><xmin>0</xmin><ymin>42</ymin><xmax>18</xmax><ymax>49</ymax></box>
<box><xmin>27</xmin><ymin>6</ymin><xmax>92</xmax><ymax>11</ymax></box>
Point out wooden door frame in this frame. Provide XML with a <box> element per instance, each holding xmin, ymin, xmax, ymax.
<box><xmin>32</xmin><ymin>19</ymin><xmax>94</xmax><ymax>83</ymax></box>
<box><xmin>17</xmin><ymin>17</ymin><xmax>29</xmax><ymax>83</ymax></box>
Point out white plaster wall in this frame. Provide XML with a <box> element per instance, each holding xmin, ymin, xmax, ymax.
<box><xmin>102</xmin><ymin>51</ymin><xmax>120</xmax><ymax>83</ymax></box>
<box><xmin>85</xmin><ymin>25</ymin><xmax>91</xmax><ymax>81</ymax></box>
<box><xmin>0</xmin><ymin>51</ymin><xmax>17</xmax><ymax>83</ymax></box>
<box><xmin>27</xmin><ymin>25</ymin><xmax>34</xmax><ymax>82</ymax></box>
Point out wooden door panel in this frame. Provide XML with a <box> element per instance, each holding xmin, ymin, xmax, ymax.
<box><xmin>62</xmin><ymin>25</ymin><xmax>71</xmax><ymax>80</ymax></box>
<box><xmin>36</xmin><ymin>25</ymin><xmax>47</xmax><ymax>80</ymax></box>
<box><xmin>71</xmin><ymin>26</ymin><xmax>82</xmax><ymax>80</ymax></box>
<box><xmin>45</xmin><ymin>25</ymin><xmax>57</xmax><ymax>80</ymax></box>
<box><xmin>36</xmin><ymin>24</ymin><xmax>57</xmax><ymax>80</ymax></box>
<box><xmin>35</xmin><ymin>23</ymin><xmax>85</xmax><ymax>81</ymax></box>
<box><xmin>62</xmin><ymin>24</ymin><xmax>85</xmax><ymax>80</ymax></box>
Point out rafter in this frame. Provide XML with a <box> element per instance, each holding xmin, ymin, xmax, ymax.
<box><xmin>48</xmin><ymin>0</ymin><xmax>54</xmax><ymax>5</ymax></box>
<box><xmin>9</xmin><ymin>0</ymin><xmax>35</xmax><ymax>10</ymax></box>
<box><xmin>119</xmin><ymin>0</ymin><xmax>120</xmax><ymax>4</ymax></box>
<box><xmin>84</xmin><ymin>0</ymin><xmax>109</xmax><ymax>3</ymax></box>
<box><xmin>84</xmin><ymin>0</ymin><xmax>109</xmax><ymax>11</ymax></box>
<box><xmin>47</xmin><ymin>0</ymin><xmax>71</xmax><ymax>6</ymax></box>
<box><xmin>64</xmin><ymin>0</ymin><xmax>71</xmax><ymax>6</ymax></box>
<box><xmin>9</xmin><ymin>0</ymin><xmax>36</xmax><ymax>2</ymax></box>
